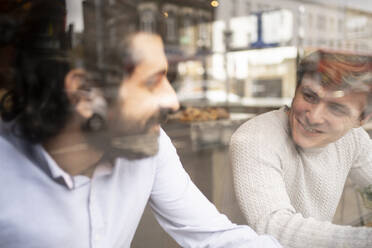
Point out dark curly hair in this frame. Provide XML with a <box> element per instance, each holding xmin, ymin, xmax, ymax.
<box><xmin>0</xmin><ymin>0</ymin><xmax>72</xmax><ymax>143</ymax></box>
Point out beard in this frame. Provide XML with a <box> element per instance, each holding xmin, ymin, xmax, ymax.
<box><xmin>109</xmin><ymin>130</ymin><xmax>160</xmax><ymax>159</ymax></box>
<box><xmin>82</xmin><ymin>108</ymin><xmax>170</xmax><ymax>160</ymax></box>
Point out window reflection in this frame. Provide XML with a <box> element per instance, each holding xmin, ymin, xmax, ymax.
<box><xmin>1</xmin><ymin>0</ymin><xmax>372</xmax><ymax>247</ymax></box>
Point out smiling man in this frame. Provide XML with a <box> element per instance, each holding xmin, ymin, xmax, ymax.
<box><xmin>288</xmin><ymin>55</ymin><xmax>371</xmax><ymax>149</ymax></box>
<box><xmin>0</xmin><ymin>1</ymin><xmax>282</xmax><ymax>247</ymax></box>
<box><xmin>231</xmin><ymin>50</ymin><xmax>372</xmax><ymax>248</ymax></box>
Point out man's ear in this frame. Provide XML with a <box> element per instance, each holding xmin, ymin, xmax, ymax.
<box><xmin>64</xmin><ymin>69</ymin><xmax>93</xmax><ymax>118</ymax></box>
<box><xmin>64</xmin><ymin>69</ymin><xmax>86</xmax><ymax>103</ymax></box>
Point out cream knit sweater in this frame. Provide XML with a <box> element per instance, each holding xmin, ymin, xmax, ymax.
<box><xmin>230</xmin><ymin>107</ymin><xmax>372</xmax><ymax>248</ymax></box>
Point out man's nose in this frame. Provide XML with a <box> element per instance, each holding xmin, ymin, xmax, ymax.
<box><xmin>158</xmin><ymin>78</ymin><xmax>180</xmax><ymax>112</ymax></box>
<box><xmin>306</xmin><ymin>103</ymin><xmax>326</xmax><ymax>125</ymax></box>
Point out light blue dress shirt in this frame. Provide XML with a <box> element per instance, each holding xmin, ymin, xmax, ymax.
<box><xmin>0</xmin><ymin>125</ymin><xmax>281</xmax><ymax>248</ymax></box>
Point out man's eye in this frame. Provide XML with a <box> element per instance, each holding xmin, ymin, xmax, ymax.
<box><xmin>145</xmin><ymin>75</ymin><xmax>162</xmax><ymax>90</ymax></box>
<box><xmin>302</xmin><ymin>92</ymin><xmax>317</xmax><ymax>103</ymax></box>
<box><xmin>328</xmin><ymin>104</ymin><xmax>348</xmax><ymax>116</ymax></box>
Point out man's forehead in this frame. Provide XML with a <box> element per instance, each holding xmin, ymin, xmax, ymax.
<box><xmin>301</xmin><ymin>77</ymin><xmax>368</xmax><ymax>110</ymax></box>
<box><xmin>131</xmin><ymin>33</ymin><xmax>167</xmax><ymax>68</ymax></box>
<box><xmin>302</xmin><ymin>76</ymin><xmax>364</xmax><ymax>98</ymax></box>
<box><xmin>132</xmin><ymin>33</ymin><xmax>164</xmax><ymax>57</ymax></box>
<box><xmin>301</xmin><ymin>76</ymin><xmax>330</xmax><ymax>96</ymax></box>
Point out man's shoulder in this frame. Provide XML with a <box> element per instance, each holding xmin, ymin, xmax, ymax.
<box><xmin>0</xmin><ymin>122</ymin><xmax>32</xmax><ymax>161</ymax></box>
<box><xmin>0</xmin><ymin>124</ymin><xmax>15</xmax><ymax>152</ymax></box>
<box><xmin>0</xmin><ymin>134</ymin><xmax>12</xmax><ymax>152</ymax></box>
<box><xmin>0</xmin><ymin>129</ymin><xmax>29</xmax><ymax>173</ymax></box>
<box><xmin>250</xmin><ymin>109</ymin><xmax>284</xmax><ymax>125</ymax></box>
<box><xmin>232</xmin><ymin>108</ymin><xmax>288</xmax><ymax>141</ymax></box>
<box><xmin>337</xmin><ymin>126</ymin><xmax>371</xmax><ymax>152</ymax></box>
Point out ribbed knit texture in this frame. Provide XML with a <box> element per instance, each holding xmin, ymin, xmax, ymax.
<box><xmin>230</xmin><ymin>107</ymin><xmax>372</xmax><ymax>248</ymax></box>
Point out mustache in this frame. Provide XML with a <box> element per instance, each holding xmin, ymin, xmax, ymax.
<box><xmin>301</xmin><ymin>117</ymin><xmax>323</xmax><ymax>132</ymax></box>
<box><xmin>144</xmin><ymin>108</ymin><xmax>174</xmax><ymax>129</ymax></box>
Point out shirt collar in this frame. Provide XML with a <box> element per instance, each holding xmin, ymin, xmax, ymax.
<box><xmin>38</xmin><ymin>145</ymin><xmax>75</xmax><ymax>189</ymax></box>
<box><xmin>37</xmin><ymin>145</ymin><xmax>114</xmax><ymax>190</ymax></box>
<box><xmin>1</xmin><ymin>123</ymin><xmax>114</xmax><ymax>189</ymax></box>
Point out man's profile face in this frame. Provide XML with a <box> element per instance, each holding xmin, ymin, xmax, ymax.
<box><xmin>288</xmin><ymin>74</ymin><xmax>367</xmax><ymax>149</ymax></box>
<box><xmin>105</xmin><ymin>33</ymin><xmax>179</xmax><ymax>158</ymax></box>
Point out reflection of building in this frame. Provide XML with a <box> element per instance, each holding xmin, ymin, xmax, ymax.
<box><xmin>82</xmin><ymin>0</ymin><xmax>214</xmax><ymax>85</ymax></box>
<box><xmin>217</xmin><ymin>0</ymin><xmax>372</xmax><ymax>52</ymax></box>
<box><xmin>344</xmin><ymin>8</ymin><xmax>372</xmax><ymax>52</ymax></box>
<box><xmin>212</xmin><ymin>0</ymin><xmax>372</xmax><ymax>101</ymax></box>
<box><xmin>82</xmin><ymin>0</ymin><xmax>138</xmax><ymax>77</ymax></box>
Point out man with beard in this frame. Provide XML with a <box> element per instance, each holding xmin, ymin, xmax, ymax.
<box><xmin>230</xmin><ymin>50</ymin><xmax>372</xmax><ymax>248</ymax></box>
<box><xmin>0</xmin><ymin>1</ymin><xmax>281</xmax><ymax>247</ymax></box>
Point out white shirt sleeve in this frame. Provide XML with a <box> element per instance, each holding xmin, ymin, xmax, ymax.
<box><xmin>149</xmin><ymin>129</ymin><xmax>281</xmax><ymax>248</ymax></box>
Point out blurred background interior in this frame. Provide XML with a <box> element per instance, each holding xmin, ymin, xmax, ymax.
<box><xmin>2</xmin><ymin>0</ymin><xmax>372</xmax><ymax>247</ymax></box>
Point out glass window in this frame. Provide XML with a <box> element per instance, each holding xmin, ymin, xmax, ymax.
<box><xmin>140</xmin><ymin>9</ymin><xmax>156</xmax><ymax>33</ymax></box>
<box><xmin>165</xmin><ymin>12</ymin><xmax>177</xmax><ymax>42</ymax></box>
<box><xmin>3</xmin><ymin>1</ymin><xmax>372</xmax><ymax>248</ymax></box>
<box><xmin>317</xmin><ymin>14</ymin><xmax>326</xmax><ymax>30</ymax></box>
<box><xmin>245</xmin><ymin>2</ymin><xmax>251</xmax><ymax>14</ymax></box>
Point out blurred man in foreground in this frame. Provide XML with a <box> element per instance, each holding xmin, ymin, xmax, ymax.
<box><xmin>0</xmin><ymin>1</ymin><xmax>281</xmax><ymax>247</ymax></box>
<box><xmin>231</xmin><ymin>50</ymin><xmax>372</xmax><ymax>248</ymax></box>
